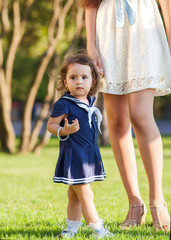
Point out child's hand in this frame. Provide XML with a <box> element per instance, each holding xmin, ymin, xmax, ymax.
<box><xmin>61</xmin><ymin>118</ymin><xmax>80</xmax><ymax>135</ymax></box>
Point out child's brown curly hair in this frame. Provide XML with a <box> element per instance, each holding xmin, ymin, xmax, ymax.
<box><xmin>55</xmin><ymin>53</ymin><xmax>103</xmax><ymax>97</ymax></box>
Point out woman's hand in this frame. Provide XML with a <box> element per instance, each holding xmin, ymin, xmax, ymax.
<box><xmin>87</xmin><ymin>45</ymin><xmax>104</xmax><ymax>77</ymax></box>
<box><xmin>60</xmin><ymin>117</ymin><xmax>80</xmax><ymax>136</ymax></box>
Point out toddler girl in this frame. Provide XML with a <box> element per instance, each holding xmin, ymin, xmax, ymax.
<box><xmin>47</xmin><ymin>54</ymin><xmax>112</xmax><ymax>238</ymax></box>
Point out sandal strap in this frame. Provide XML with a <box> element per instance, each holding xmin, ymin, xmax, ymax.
<box><xmin>130</xmin><ymin>204</ymin><xmax>144</xmax><ymax>208</ymax></box>
<box><xmin>149</xmin><ymin>202</ymin><xmax>168</xmax><ymax>209</ymax></box>
<box><xmin>124</xmin><ymin>219</ymin><xmax>137</xmax><ymax>224</ymax></box>
<box><xmin>149</xmin><ymin>202</ymin><xmax>170</xmax><ymax>231</ymax></box>
<box><xmin>120</xmin><ymin>203</ymin><xmax>147</xmax><ymax>227</ymax></box>
<box><xmin>153</xmin><ymin>221</ymin><xmax>160</xmax><ymax>227</ymax></box>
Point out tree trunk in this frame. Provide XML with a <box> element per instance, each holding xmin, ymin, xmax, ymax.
<box><xmin>0</xmin><ymin>70</ymin><xmax>15</xmax><ymax>153</ymax></box>
<box><xmin>28</xmin><ymin>74</ymin><xmax>56</xmax><ymax>151</ymax></box>
<box><xmin>0</xmin><ymin>106</ymin><xmax>9</xmax><ymax>152</ymax></box>
<box><xmin>34</xmin><ymin>130</ymin><xmax>52</xmax><ymax>154</ymax></box>
<box><xmin>19</xmin><ymin>0</ymin><xmax>74</xmax><ymax>153</ymax></box>
<box><xmin>0</xmin><ymin>0</ymin><xmax>34</xmax><ymax>153</ymax></box>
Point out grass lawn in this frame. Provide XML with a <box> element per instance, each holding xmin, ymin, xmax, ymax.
<box><xmin>0</xmin><ymin>137</ymin><xmax>170</xmax><ymax>239</ymax></box>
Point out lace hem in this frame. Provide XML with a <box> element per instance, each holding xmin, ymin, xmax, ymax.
<box><xmin>101</xmin><ymin>76</ymin><xmax>171</xmax><ymax>96</ymax></box>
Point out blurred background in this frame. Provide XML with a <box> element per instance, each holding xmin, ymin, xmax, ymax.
<box><xmin>0</xmin><ymin>0</ymin><xmax>171</xmax><ymax>154</ymax></box>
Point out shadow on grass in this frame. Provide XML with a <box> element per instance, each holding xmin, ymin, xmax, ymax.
<box><xmin>106</xmin><ymin>222</ymin><xmax>169</xmax><ymax>239</ymax></box>
<box><xmin>0</xmin><ymin>221</ymin><xmax>169</xmax><ymax>239</ymax></box>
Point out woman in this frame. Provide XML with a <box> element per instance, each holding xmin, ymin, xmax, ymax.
<box><xmin>80</xmin><ymin>0</ymin><xmax>171</xmax><ymax>230</ymax></box>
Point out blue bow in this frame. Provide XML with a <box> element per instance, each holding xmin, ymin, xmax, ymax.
<box><xmin>62</xmin><ymin>95</ymin><xmax>102</xmax><ymax>133</ymax></box>
<box><xmin>115</xmin><ymin>0</ymin><xmax>136</xmax><ymax>27</ymax></box>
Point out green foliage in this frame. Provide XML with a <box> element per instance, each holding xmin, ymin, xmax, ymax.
<box><xmin>154</xmin><ymin>95</ymin><xmax>171</xmax><ymax>119</ymax></box>
<box><xmin>0</xmin><ymin>137</ymin><xmax>170</xmax><ymax>239</ymax></box>
<box><xmin>4</xmin><ymin>1</ymin><xmax>86</xmax><ymax>101</ymax></box>
<box><xmin>12</xmin><ymin>52</ymin><xmax>52</xmax><ymax>101</ymax></box>
<box><xmin>5</xmin><ymin>0</ymin><xmax>170</xmax><ymax>118</ymax></box>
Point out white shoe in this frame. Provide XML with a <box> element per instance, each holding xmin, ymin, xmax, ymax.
<box><xmin>89</xmin><ymin>219</ymin><xmax>113</xmax><ymax>238</ymax></box>
<box><xmin>58</xmin><ymin>219</ymin><xmax>82</xmax><ymax>238</ymax></box>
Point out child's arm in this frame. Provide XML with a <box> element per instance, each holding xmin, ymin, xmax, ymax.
<box><xmin>159</xmin><ymin>0</ymin><xmax>171</xmax><ymax>53</ymax></box>
<box><xmin>47</xmin><ymin>114</ymin><xmax>80</xmax><ymax>137</ymax></box>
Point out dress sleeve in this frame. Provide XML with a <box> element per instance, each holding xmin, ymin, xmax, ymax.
<box><xmin>50</xmin><ymin>100</ymin><xmax>69</xmax><ymax>117</ymax></box>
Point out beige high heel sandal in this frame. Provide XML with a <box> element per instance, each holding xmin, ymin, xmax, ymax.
<box><xmin>120</xmin><ymin>203</ymin><xmax>147</xmax><ymax>227</ymax></box>
<box><xmin>149</xmin><ymin>202</ymin><xmax>170</xmax><ymax>231</ymax></box>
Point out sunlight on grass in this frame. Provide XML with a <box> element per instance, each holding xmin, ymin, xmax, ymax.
<box><xmin>0</xmin><ymin>137</ymin><xmax>170</xmax><ymax>239</ymax></box>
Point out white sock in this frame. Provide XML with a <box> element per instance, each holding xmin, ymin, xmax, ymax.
<box><xmin>88</xmin><ymin>219</ymin><xmax>103</xmax><ymax>231</ymax></box>
<box><xmin>66</xmin><ymin>219</ymin><xmax>83</xmax><ymax>233</ymax></box>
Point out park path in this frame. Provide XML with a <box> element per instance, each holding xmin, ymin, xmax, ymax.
<box><xmin>13</xmin><ymin>120</ymin><xmax>171</xmax><ymax>136</ymax></box>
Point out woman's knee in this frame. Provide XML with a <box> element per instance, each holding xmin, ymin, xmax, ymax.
<box><xmin>107</xmin><ymin>113</ymin><xmax>131</xmax><ymax>135</ymax></box>
<box><xmin>103</xmin><ymin>94</ymin><xmax>130</xmax><ymax>133</ymax></box>
<box><xmin>129</xmin><ymin>90</ymin><xmax>155</xmax><ymax>129</ymax></box>
<box><xmin>130</xmin><ymin>109</ymin><xmax>149</xmax><ymax>129</ymax></box>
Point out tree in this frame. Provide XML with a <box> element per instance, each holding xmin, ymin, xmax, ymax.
<box><xmin>0</xmin><ymin>0</ymin><xmax>85</xmax><ymax>153</ymax></box>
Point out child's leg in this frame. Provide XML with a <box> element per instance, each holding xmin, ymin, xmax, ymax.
<box><xmin>71</xmin><ymin>184</ymin><xmax>99</xmax><ymax>224</ymax></box>
<box><xmin>72</xmin><ymin>184</ymin><xmax>113</xmax><ymax>237</ymax></box>
<box><xmin>58</xmin><ymin>186</ymin><xmax>82</xmax><ymax>238</ymax></box>
<box><xmin>67</xmin><ymin>185</ymin><xmax>81</xmax><ymax>221</ymax></box>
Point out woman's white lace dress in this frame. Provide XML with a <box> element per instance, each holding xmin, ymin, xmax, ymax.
<box><xmin>96</xmin><ymin>0</ymin><xmax>171</xmax><ymax>96</ymax></box>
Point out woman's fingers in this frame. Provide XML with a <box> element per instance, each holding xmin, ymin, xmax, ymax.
<box><xmin>87</xmin><ymin>46</ymin><xmax>104</xmax><ymax>74</ymax></box>
<box><xmin>91</xmin><ymin>53</ymin><xmax>104</xmax><ymax>77</ymax></box>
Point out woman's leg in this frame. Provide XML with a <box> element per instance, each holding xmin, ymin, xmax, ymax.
<box><xmin>67</xmin><ymin>186</ymin><xmax>82</xmax><ymax>221</ymax></box>
<box><xmin>71</xmin><ymin>184</ymin><xmax>99</xmax><ymax>224</ymax></box>
<box><xmin>103</xmin><ymin>93</ymin><xmax>142</xmax><ymax>205</ymax></box>
<box><xmin>128</xmin><ymin>90</ymin><xmax>164</xmax><ymax>205</ymax></box>
<box><xmin>103</xmin><ymin>93</ymin><xmax>145</xmax><ymax>224</ymax></box>
<box><xmin>128</xmin><ymin>89</ymin><xmax>170</xmax><ymax>230</ymax></box>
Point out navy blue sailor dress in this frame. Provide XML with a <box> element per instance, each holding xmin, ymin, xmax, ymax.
<box><xmin>50</xmin><ymin>92</ymin><xmax>106</xmax><ymax>185</ymax></box>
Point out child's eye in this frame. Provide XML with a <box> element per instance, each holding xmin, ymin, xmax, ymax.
<box><xmin>70</xmin><ymin>76</ymin><xmax>76</xmax><ymax>80</ymax></box>
<box><xmin>82</xmin><ymin>76</ymin><xmax>87</xmax><ymax>80</ymax></box>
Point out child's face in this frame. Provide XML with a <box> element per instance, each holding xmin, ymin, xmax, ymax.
<box><xmin>64</xmin><ymin>63</ymin><xmax>93</xmax><ymax>100</ymax></box>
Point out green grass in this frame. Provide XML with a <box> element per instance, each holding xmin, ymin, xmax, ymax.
<box><xmin>0</xmin><ymin>137</ymin><xmax>170</xmax><ymax>239</ymax></box>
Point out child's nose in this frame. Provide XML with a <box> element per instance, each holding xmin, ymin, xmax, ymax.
<box><xmin>76</xmin><ymin>77</ymin><xmax>82</xmax><ymax>84</ymax></box>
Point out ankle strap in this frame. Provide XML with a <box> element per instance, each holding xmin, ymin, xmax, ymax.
<box><xmin>130</xmin><ymin>203</ymin><xmax>144</xmax><ymax>208</ymax></box>
<box><xmin>149</xmin><ymin>202</ymin><xmax>167</xmax><ymax>208</ymax></box>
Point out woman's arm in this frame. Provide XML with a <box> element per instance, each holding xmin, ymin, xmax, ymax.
<box><xmin>85</xmin><ymin>7</ymin><xmax>98</xmax><ymax>50</ymax></box>
<box><xmin>158</xmin><ymin>0</ymin><xmax>171</xmax><ymax>52</ymax></box>
<box><xmin>85</xmin><ymin>7</ymin><xmax>104</xmax><ymax>72</ymax></box>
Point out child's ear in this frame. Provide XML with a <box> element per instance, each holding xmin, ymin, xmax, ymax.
<box><xmin>64</xmin><ymin>79</ymin><xmax>67</xmax><ymax>88</ymax></box>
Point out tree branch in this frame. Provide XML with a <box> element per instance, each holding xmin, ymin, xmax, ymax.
<box><xmin>66</xmin><ymin>7</ymin><xmax>85</xmax><ymax>54</ymax></box>
<box><xmin>54</xmin><ymin>0</ymin><xmax>74</xmax><ymax>43</ymax></box>
<box><xmin>5</xmin><ymin>1</ymin><xmax>21</xmax><ymax>88</ymax></box>
<box><xmin>20</xmin><ymin>0</ymin><xmax>74</xmax><ymax>152</ymax></box>
<box><xmin>1</xmin><ymin>0</ymin><xmax>10</xmax><ymax>33</ymax></box>
<box><xmin>5</xmin><ymin>0</ymin><xmax>35</xmax><ymax>88</ymax></box>
<box><xmin>0</xmin><ymin>68</ymin><xmax>15</xmax><ymax>153</ymax></box>
<box><xmin>48</xmin><ymin>0</ymin><xmax>61</xmax><ymax>44</ymax></box>
<box><xmin>28</xmin><ymin>62</ymin><xmax>57</xmax><ymax>151</ymax></box>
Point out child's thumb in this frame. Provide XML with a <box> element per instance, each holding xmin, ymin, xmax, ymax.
<box><xmin>64</xmin><ymin>118</ymin><xmax>68</xmax><ymax>125</ymax></box>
